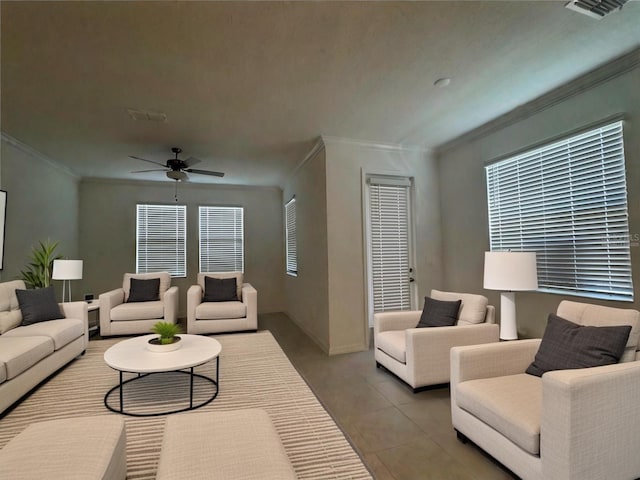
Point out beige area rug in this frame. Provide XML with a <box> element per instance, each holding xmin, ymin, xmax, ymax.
<box><xmin>0</xmin><ymin>331</ymin><xmax>372</xmax><ymax>479</ymax></box>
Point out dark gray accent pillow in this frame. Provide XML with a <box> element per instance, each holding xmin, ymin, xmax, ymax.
<box><xmin>526</xmin><ymin>313</ymin><xmax>632</xmax><ymax>377</ymax></box>
<box><xmin>204</xmin><ymin>276</ymin><xmax>238</xmax><ymax>302</ymax></box>
<box><xmin>127</xmin><ymin>278</ymin><xmax>160</xmax><ymax>302</ymax></box>
<box><xmin>16</xmin><ymin>286</ymin><xmax>65</xmax><ymax>325</ymax></box>
<box><xmin>417</xmin><ymin>296</ymin><xmax>462</xmax><ymax>328</ymax></box>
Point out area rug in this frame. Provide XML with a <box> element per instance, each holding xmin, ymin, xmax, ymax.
<box><xmin>0</xmin><ymin>331</ymin><xmax>372</xmax><ymax>479</ymax></box>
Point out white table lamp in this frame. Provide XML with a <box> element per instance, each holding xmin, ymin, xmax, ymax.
<box><xmin>483</xmin><ymin>251</ymin><xmax>538</xmax><ymax>340</ymax></box>
<box><xmin>52</xmin><ymin>259</ymin><xmax>83</xmax><ymax>302</ymax></box>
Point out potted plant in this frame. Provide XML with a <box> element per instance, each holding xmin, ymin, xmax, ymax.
<box><xmin>148</xmin><ymin>321</ymin><xmax>182</xmax><ymax>352</ymax></box>
<box><xmin>20</xmin><ymin>239</ymin><xmax>62</xmax><ymax>289</ymax></box>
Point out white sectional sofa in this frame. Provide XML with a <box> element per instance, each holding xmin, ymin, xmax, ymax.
<box><xmin>0</xmin><ymin>280</ymin><xmax>88</xmax><ymax>415</ymax></box>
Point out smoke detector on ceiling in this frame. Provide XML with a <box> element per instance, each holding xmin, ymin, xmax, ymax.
<box><xmin>565</xmin><ymin>0</ymin><xmax>629</xmax><ymax>19</ymax></box>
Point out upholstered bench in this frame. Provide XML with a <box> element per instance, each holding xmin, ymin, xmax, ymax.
<box><xmin>156</xmin><ymin>408</ymin><xmax>297</xmax><ymax>479</ymax></box>
<box><xmin>0</xmin><ymin>416</ymin><xmax>126</xmax><ymax>479</ymax></box>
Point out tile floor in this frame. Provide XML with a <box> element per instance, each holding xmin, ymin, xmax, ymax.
<box><xmin>259</xmin><ymin>312</ymin><xmax>518</xmax><ymax>480</ymax></box>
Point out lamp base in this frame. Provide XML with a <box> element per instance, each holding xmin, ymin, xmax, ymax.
<box><xmin>499</xmin><ymin>292</ymin><xmax>518</xmax><ymax>340</ymax></box>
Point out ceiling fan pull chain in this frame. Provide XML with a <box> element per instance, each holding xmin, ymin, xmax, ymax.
<box><xmin>174</xmin><ymin>180</ymin><xmax>178</xmax><ymax>202</ymax></box>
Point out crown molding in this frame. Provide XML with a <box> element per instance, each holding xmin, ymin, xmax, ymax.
<box><xmin>1</xmin><ymin>132</ymin><xmax>79</xmax><ymax>178</ymax></box>
<box><xmin>437</xmin><ymin>46</ymin><xmax>640</xmax><ymax>154</ymax></box>
<box><xmin>81</xmin><ymin>176</ymin><xmax>281</xmax><ymax>192</ymax></box>
<box><xmin>322</xmin><ymin>135</ymin><xmax>429</xmax><ymax>153</ymax></box>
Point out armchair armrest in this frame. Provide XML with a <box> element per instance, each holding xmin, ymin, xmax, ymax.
<box><xmin>60</xmin><ymin>301</ymin><xmax>89</xmax><ymax>348</ymax></box>
<box><xmin>99</xmin><ymin>288</ymin><xmax>124</xmax><ymax>335</ymax></box>
<box><xmin>451</xmin><ymin>339</ymin><xmax>541</xmax><ymax>385</ymax></box>
<box><xmin>242</xmin><ymin>283</ymin><xmax>257</xmax><ymax>325</ymax></box>
<box><xmin>403</xmin><ymin>323</ymin><xmax>499</xmax><ymax>387</ymax></box>
<box><xmin>163</xmin><ymin>286</ymin><xmax>178</xmax><ymax>324</ymax></box>
<box><xmin>187</xmin><ymin>285</ymin><xmax>203</xmax><ymax>329</ymax></box>
<box><xmin>374</xmin><ymin>311</ymin><xmax>421</xmax><ymax>335</ymax></box>
<box><xmin>541</xmin><ymin>361</ymin><xmax>640</xmax><ymax>480</ymax></box>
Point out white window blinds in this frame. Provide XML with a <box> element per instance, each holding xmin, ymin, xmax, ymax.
<box><xmin>285</xmin><ymin>197</ymin><xmax>297</xmax><ymax>275</ymax></box>
<box><xmin>368</xmin><ymin>176</ymin><xmax>412</xmax><ymax>312</ymax></box>
<box><xmin>136</xmin><ymin>204</ymin><xmax>186</xmax><ymax>277</ymax></box>
<box><xmin>486</xmin><ymin>120</ymin><xmax>633</xmax><ymax>301</ymax></box>
<box><xmin>199</xmin><ymin>206</ymin><xmax>244</xmax><ymax>272</ymax></box>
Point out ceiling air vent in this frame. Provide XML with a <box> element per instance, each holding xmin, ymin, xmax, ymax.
<box><xmin>126</xmin><ymin>108</ymin><xmax>167</xmax><ymax>122</ymax></box>
<box><xmin>565</xmin><ymin>0</ymin><xmax>629</xmax><ymax>19</ymax></box>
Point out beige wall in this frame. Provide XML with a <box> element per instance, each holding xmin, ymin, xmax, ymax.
<box><xmin>323</xmin><ymin>138</ymin><xmax>443</xmax><ymax>354</ymax></box>
<box><xmin>438</xmin><ymin>67</ymin><xmax>640</xmax><ymax>338</ymax></box>
<box><xmin>0</xmin><ymin>138</ymin><xmax>79</xmax><ymax>286</ymax></box>
<box><xmin>79</xmin><ymin>178</ymin><xmax>284</xmax><ymax>317</ymax></box>
<box><xmin>282</xmin><ymin>147</ymin><xmax>330</xmax><ymax>352</ymax></box>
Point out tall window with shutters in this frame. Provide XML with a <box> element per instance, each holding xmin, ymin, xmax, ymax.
<box><xmin>136</xmin><ymin>204</ymin><xmax>187</xmax><ymax>277</ymax></box>
<box><xmin>486</xmin><ymin>120</ymin><xmax>633</xmax><ymax>301</ymax></box>
<box><xmin>285</xmin><ymin>197</ymin><xmax>297</xmax><ymax>276</ymax></box>
<box><xmin>199</xmin><ymin>206</ymin><xmax>244</xmax><ymax>273</ymax></box>
<box><xmin>367</xmin><ymin>176</ymin><xmax>413</xmax><ymax>314</ymax></box>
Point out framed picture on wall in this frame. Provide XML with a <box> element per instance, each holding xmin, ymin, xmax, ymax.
<box><xmin>0</xmin><ymin>190</ymin><xmax>6</xmax><ymax>270</ymax></box>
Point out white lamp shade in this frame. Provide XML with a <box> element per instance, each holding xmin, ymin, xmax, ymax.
<box><xmin>483</xmin><ymin>251</ymin><xmax>538</xmax><ymax>291</ymax></box>
<box><xmin>52</xmin><ymin>259</ymin><xmax>83</xmax><ymax>280</ymax></box>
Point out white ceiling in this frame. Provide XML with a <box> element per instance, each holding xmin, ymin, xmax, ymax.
<box><xmin>2</xmin><ymin>1</ymin><xmax>639</xmax><ymax>187</ymax></box>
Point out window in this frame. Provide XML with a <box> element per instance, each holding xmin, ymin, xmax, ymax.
<box><xmin>367</xmin><ymin>176</ymin><xmax>413</xmax><ymax>313</ymax></box>
<box><xmin>285</xmin><ymin>197</ymin><xmax>297</xmax><ymax>275</ymax></box>
<box><xmin>199</xmin><ymin>206</ymin><xmax>244</xmax><ymax>272</ymax></box>
<box><xmin>136</xmin><ymin>204</ymin><xmax>186</xmax><ymax>277</ymax></box>
<box><xmin>486</xmin><ymin>120</ymin><xmax>633</xmax><ymax>301</ymax></box>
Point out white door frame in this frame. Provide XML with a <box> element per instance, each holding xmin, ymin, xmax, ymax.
<box><xmin>361</xmin><ymin>169</ymin><xmax>418</xmax><ymax>332</ymax></box>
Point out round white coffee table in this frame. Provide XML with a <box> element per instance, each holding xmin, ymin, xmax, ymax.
<box><xmin>104</xmin><ymin>334</ymin><xmax>221</xmax><ymax>416</ymax></box>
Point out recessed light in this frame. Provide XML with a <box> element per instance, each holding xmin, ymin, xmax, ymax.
<box><xmin>434</xmin><ymin>77</ymin><xmax>452</xmax><ymax>88</ymax></box>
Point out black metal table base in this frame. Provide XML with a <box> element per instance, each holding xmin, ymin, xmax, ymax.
<box><xmin>104</xmin><ymin>357</ymin><xmax>219</xmax><ymax>417</ymax></box>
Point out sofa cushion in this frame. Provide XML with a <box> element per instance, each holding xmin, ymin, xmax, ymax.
<box><xmin>196</xmin><ymin>301</ymin><xmax>246</xmax><ymax>320</ymax></box>
<box><xmin>0</xmin><ymin>311</ymin><xmax>22</xmax><ymax>335</ymax></box>
<box><xmin>417</xmin><ymin>296</ymin><xmax>461</xmax><ymax>328</ymax></box>
<box><xmin>3</xmin><ymin>318</ymin><xmax>84</xmax><ymax>350</ymax></box>
<box><xmin>111</xmin><ymin>301</ymin><xmax>164</xmax><ymax>321</ymax></box>
<box><xmin>526</xmin><ymin>313</ymin><xmax>631</xmax><ymax>377</ymax></box>
<box><xmin>16</xmin><ymin>287</ymin><xmax>65</xmax><ymax>326</ymax></box>
<box><xmin>0</xmin><ymin>336</ymin><xmax>54</xmax><ymax>380</ymax></box>
<box><xmin>127</xmin><ymin>278</ymin><xmax>160</xmax><ymax>303</ymax></box>
<box><xmin>557</xmin><ymin>300</ymin><xmax>640</xmax><ymax>363</ymax></box>
<box><xmin>203</xmin><ymin>276</ymin><xmax>238</xmax><ymax>302</ymax></box>
<box><xmin>123</xmin><ymin>272</ymin><xmax>170</xmax><ymax>302</ymax></box>
<box><xmin>0</xmin><ymin>360</ymin><xmax>6</xmax><ymax>384</ymax></box>
<box><xmin>457</xmin><ymin>373</ymin><xmax>542</xmax><ymax>455</ymax></box>
<box><xmin>376</xmin><ymin>330</ymin><xmax>406</xmax><ymax>364</ymax></box>
<box><xmin>431</xmin><ymin>289</ymin><xmax>488</xmax><ymax>325</ymax></box>
<box><xmin>198</xmin><ymin>272</ymin><xmax>243</xmax><ymax>301</ymax></box>
<box><xmin>0</xmin><ymin>280</ymin><xmax>25</xmax><ymax>334</ymax></box>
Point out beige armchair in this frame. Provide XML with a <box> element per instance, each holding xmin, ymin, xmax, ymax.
<box><xmin>451</xmin><ymin>300</ymin><xmax>640</xmax><ymax>480</ymax></box>
<box><xmin>374</xmin><ymin>289</ymin><xmax>498</xmax><ymax>392</ymax></box>
<box><xmin>187</xmin><ymin>272</ymin><xmax>257</xmax><ymax>334</ymax></box>
<box><xmin>99</xmin><ymin>272</ymin><xmax>178</xmax><ymax>336</ymax></box>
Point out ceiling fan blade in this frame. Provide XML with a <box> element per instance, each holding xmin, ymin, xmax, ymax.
<box><xmin>129</xmin><ymin>155</ymin><xmax>166</xmax><ymax>167</ymax></box>
<box><xmin>185</xmin><ymin>168</ymin><xmax>225</xmax><ymax>178</ymax></box>
<box><xmin>183</xmin><ymin>156</ymin><xmax>202</xmax><ymax>168</ymax></box>
<box><xmin>131</xmin><ymin>169</ymin><xmax>167</xmax><ymax>173</ymax></box>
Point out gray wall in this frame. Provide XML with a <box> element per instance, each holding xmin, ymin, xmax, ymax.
<box><xmin>0</xmin><ymin>138</ymin><xmax>79</xmax><ymax>286</ymax></box>
<box><xmin>79</xmin><ymin>178</ymin><xmax>284</xmax><ymax>317</ymax></box>
<box><xmin>437</xmin><ymin>67</ymin><xmax>640</xmax><ymax>338</ymax></box>
<box><xmin>283</xmin><ymin>147</ymin><xmax>330</xmax><ymax>352</ymax></box>
<box><xmin>323</xmin><ymin>138</ymin><xmax>443</xmax><ymax>354</ymax></box>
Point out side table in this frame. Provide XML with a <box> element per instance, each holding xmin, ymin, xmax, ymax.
<box><xmin>86</xmin><ymin>299</ymin><xmax>100</xmax><ymax>335</ymax></box>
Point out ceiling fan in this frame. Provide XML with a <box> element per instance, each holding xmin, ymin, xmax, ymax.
<box><xmin>130</xmin><ymin>147</ymin><xmax>224</xmax><ymax>181</ymax></box>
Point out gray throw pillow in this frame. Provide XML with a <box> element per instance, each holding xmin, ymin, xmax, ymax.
<box><xmin>526</xmin><ymin>313</ymin><xmax>632</xmax><ymax>377</ymax></box>
<box><xmin>16</xmin><ymin>286</ymin><xmax>65</xmax><ymax>325</ymax></box>
<box><xmin>417</xmin><ymin>296</ymin><xmax>461</xmax><ymax>328</ymax></box>
<box><xmin>127</xmin><ymin>278</ymin><xmax>160</xmax><ymax>302</ymax></box>
<box><xmin>204</xmin><ymin>276</ymin><xmax>238</xmax><ymax>302</ymax></box>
